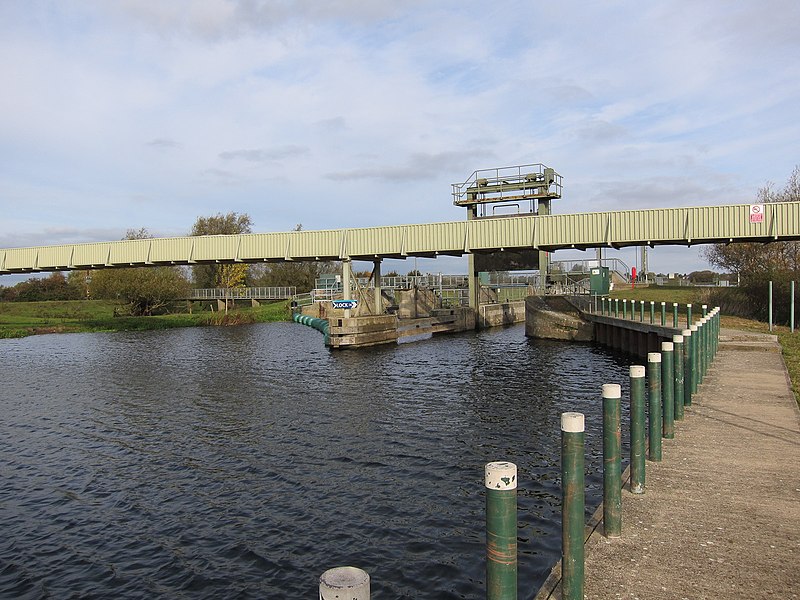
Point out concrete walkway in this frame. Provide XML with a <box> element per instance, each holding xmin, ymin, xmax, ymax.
<box><xmin>539</xmin><ymin>330</ymin><xmax>800</xmax><ymax>599</ymax></box>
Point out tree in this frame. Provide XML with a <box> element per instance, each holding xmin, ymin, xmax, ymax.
<box><xmin>89</xmin><ymin>229</ymin><xmax>190</xmax><ymax>316</ymax></box>
<box><xmin>190</xmin><ymin>212</ymin><xmax>253</xmax><ymax>289</ymax></box>
<box><xmin>704</xmin><ymin>165</ymin><xmax>800</xmax><ymax>322</ymax></box>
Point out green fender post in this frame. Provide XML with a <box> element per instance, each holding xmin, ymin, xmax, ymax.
<box><xmin>687</xmin><ymin>303</ymin><xmax>693</xmax><ymax>328</ymax></box>
<box><xmin>485</xmin><ymin>461</ymin><xmax>517</xmax><ymax>600</ymax></box>
<box><xmin>640</xmin><ymin>300</ymin><xmax>645</xmax><ymax>322</ymax></box>
<box><xmin>660</xmin><ymin>301</ymin><xmax>666</xmax><ymax>326</ymax></box>
<box><xmin>682</xmin><ymin>329</ymin><xmax>693</xmax><ymax>406</ymax></box>
<box><xmin>650</xmin><ymin>301</ymin><xmax>655</xmax><ymax>324</ymax></box>
<box><xmin>690</xmin><ymin>325</ymin><xmax>699</xmax><ymax>394</ymax></box>
<box><xmin>623</xmin><ymin>299</ymin><xmax>628</xmax><ymax>319</ymax></box>
<box><xmin>561</xmin><ymin>413</ymin><xmax>585</xmax><ymax>600</ymax></box>
<box><xmin>614</xmin><ymin>298</ymin><xmax>619</xmax><ymax>318</ymax></box>
<box><xmin>602</xmin><ymin>384</ymin><xmax>622</xmax><ymax>537</ymax></box>
<box><xmin>629</xmin><ymin>365</ymin><xmax>646</xmax><ymax>494</ymax></box>
<box><xmin>661</xmin><ymin>342</ymin><xmax>674</xmax><ymax>439</ymax></box>
<box><xmin>673</xmin><ymin>334</ymin><xmax>685</xmax><ymax>420</ymax></box>
<box><xmin>648</xmin><ymin>353</ymin><xmax>662</xmax><ymax>462</ymax></box>
<box><xmin>673</xmin><ymin>303</ymin><xmax>679</xmax><ymax>328</ymax></box>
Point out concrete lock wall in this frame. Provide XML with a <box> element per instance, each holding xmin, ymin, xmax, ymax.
<box><xmin>396</xmin><ymin>288</ymin><xmax>437</xmax><ymax>319</ymax></box>
<box><xmin>477</xmin><ymin>301</ymin><xmax>525</xmax><ymax>328</ymax></box>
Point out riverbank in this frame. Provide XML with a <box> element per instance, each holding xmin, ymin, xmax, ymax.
<box><xmin>0</xmin><ymin>299</ymin><xmax>290</xmax><ymax>338</ymax></box>
<box><xmin>537</xmin><ymin>330</ymin><xmax>800</xmax><ymax>599</ymax></box>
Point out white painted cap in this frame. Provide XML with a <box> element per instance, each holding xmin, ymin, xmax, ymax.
<box><xmin>630</xmin><ymin>365</ymin><xmax>646</xmax><ymax>378</ymax></box>
<box><xmin>702</xmin><ymin>304</ymin><xmax>708</xmax><ymax>309</ymax></box>
<box><xmin>648</xmin><ymin>352</ymin><xmax>662</xmax><ymax>363</ymax></box>
<box><xmin>623</xmin><ymin>299</ymin><xmax>628</xmax><ymax>303</ymax></box>
<box><xmin>485</xmin><ymin>461</ymin><xmax>517</xmax><ymax>490</ymax></box>
<box><xmin>682</xmin><ymin>329</ymin><xmax>692</xmax><ymax>336</ymax></box>
<box><xmin>661</xmin><ymin>301</ymin><xmax>666</xmax><ymax>306</ymax></box>
<box><xmin>561</xmin><ymin>412</ymin><xmax>585</xmax><ymax>432</ymax></box>
<box><xmin>661</xmin><ymin>341</ymin><xmax>673</xmax><ymax>352</ymax></box>
<box><xmin>690</xmin><ymin>325</ymin><xmax>698</xmax><ymax>332</ymax></box>
<box><xmin>320</xmin><ymin>567</ymin><xmax>370</xmax><ymax>600</ymax></box>
<box><xmin>687</xmin><ymin>303</ymin><xmax>692</xmax><ymax>307</ymax></box>
<box><xmin>673</xmin><ymin>302</ymin><xmax>678</xmax><ymax>306</ymax></box>
<box><xmin>602</xmin><ymin>383</ymin><xmax>621</xmax><ymax>399</ymax></box>
<box><xmin>673</xmin><ymin>334</ymin><xmax>684</xmax><ymax>343</ymax></box>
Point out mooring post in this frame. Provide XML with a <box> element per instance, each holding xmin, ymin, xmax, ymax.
<box><xmin>640</xmin><ymin>300</ymin><xmax>645</xmax><ymax>322</ymax></box>
<box><xmin>673</xmin><ymin>334</ymin><xmax>685</xmax><ymax>420</ymax></box>
<box><xmin>690</xmin><ymin>325</ymin><xmax>699</xmax><ymax>394</ymax></box>
<box><xmin>602</xmin><ymin>384</ymin><xmax>622</xmax><ymax>537</ymax></box>
<box><xmin>485</xmin><ymin>461</ymin><xmax>517</xmax><ymax>600</ymax></box>
<box><xmin>650</xmin><ymin>301</ymin><xmax>655</xmax><ymax>324</ymax></box>
<box><xmin>614</xmin><ymin>298</ymin><xmax>619</xmax><ymax>318</ymax></box>
<box><xmin>673</xmin><ymin>302</ymin><xmax>679</xmax><ymax>328</ymax></box>
<box><xmin>648</xmin><ymin>353</ymin><xmax>662</xmax><ymax>461</ymax></box>
<box><xmin>623</xmin><ymin>299</ymin><xmax>628</xmax><ymax>319</ymax></box>
<box><xmin>661</xmin><ymin>342</ymin><xmax>674</xmax><ymax>439</ymax></box>
<box><xmin>686</xmin><ymin>303</ymin><xmax>692</xmax><ymax>328</ymax></box>
<box><xmin>561</xmin><ymin>413</ymin><xmax>585</xmax><ymax>600</ymax></box>
<box><xmin>682</xmin><ymin>329</ymin><xmax>693</xmax><ymax>406</ymax></box>
<box><xmin>661</xmin><ymin>301</ymin><xmax>666</xmax><ymax>326</ymax></box>
<box><xmin>319</xmin><ymin>567</ymin><xmax>370</xmax><ymax>600</ymax></box>
<box><xmin>629</xmin><ymin>365</ymin><xmax>646</xmax><ymax>493</ymax></box>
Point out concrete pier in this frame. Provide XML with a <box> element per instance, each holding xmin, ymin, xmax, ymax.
<box><xmin>536</xmin><ymin>329</ymin><xmax>800</xmax><ymax>599</ymax></box>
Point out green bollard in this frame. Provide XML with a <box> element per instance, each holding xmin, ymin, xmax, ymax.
<box><xmin>690</xmin><ymin>325</ymin><xmax>699</xmax><ymax>394</ymax></box>
<box><xmin>602</xmin><ymin>384</ymin><xmax>622</xmax><ymax>537</ymax></box>
<box><xmin>629</xmin><ymin>365</ymin><xmax>646</xmax><ymax>494</ymax></box>
<box><xmin>623</xmin><ymin>299</ymin><xmax>628</xmax><ymax>319</ymax></box>
<box><xmin>687</xmin><ymin>303</ymin><xmax>693</xmax><ymax>328</ymax></box>
<box><xmin>320</xmin><ymin>567</ymin><xmax>370</xmax><ymax>600</ymax></box>
<box><xmin>673</xmin><ymin>302</ymin><xmax>679</xmax><ymax>328</ymax></box>
<box><xmin>640</xmin><ymin>300</ymin><xmax>645</xmax><ymax>322</ymax></box>
<box><xmin>485</xmin><ymin>461</ymin><xmax>517</xmax><ymax>600</ymax></box>
<box><xmin>614</xmin><ymin>298</ymin><xmax>619</xmax><ymax>318</ymax></box>
<box><xmin>650</xmin><ymin>301</ymin><xmax>655</xmax><ymax>324</ymax></box>
<box><xmin>682</xmin><ymin>329</ymin><xmax>693</xmax><ymax>406</ymax></box>
<box><xmin>702</xmin><ymin>304</ymin><xmax>708</xmax><ymax>318</ymax></box>
<box><xmin>647</xmin><ymin>353</ymin><xmax>662</xmax><ymax>461</ymax></box>
<box><xmin>661</xmin><ymin>301</ymin><xmax>666</xmax><ymax>326</ymax></box>
<box><xmin>561</xmin><ymin>413</ymin><xmax>585</xmax><ymax>600</ymax></box>
<box><xmin>673</xmin><ymin>334</ymin><xmax>685</xmax><ymax>420</ymax></box>
<box><xmin>661</xmin><ymin>342</ymin><xmax>674</xmax><ymax>439</ymax></box>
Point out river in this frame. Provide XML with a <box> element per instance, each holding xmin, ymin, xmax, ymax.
<box><xmin>0</xmin><ymin>322</ymin><xmax>632</xmax><ymax>598</ymax></box>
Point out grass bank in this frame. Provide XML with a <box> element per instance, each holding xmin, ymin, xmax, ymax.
<box><xmin>0</xmin><ymin>299</ymin><xmax>291</xmax><ymax>339</ymax></box>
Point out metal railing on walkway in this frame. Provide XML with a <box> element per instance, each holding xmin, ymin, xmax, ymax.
<box><xmin>189</xmin><ymin>287</ymin><xmax>296</xmax><ymax>300</ymax></box>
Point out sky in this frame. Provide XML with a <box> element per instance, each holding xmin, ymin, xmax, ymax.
<box><xmin>1</xmin><ymin>0</ymin><xmax>799</xmax><ymax>283</ymax></box>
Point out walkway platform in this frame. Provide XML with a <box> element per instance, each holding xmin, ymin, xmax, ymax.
<box><xmin>539</xmin><ymin>330</ymin><xmax>800</xmax><ymax>599</ymax></box>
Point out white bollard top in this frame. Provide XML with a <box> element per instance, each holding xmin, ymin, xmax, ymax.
<box><xmin>630</xmin><ymin>365</ymin><xmax>646</xmax><ymax>378</ymax></box>
<box><xmin>690</xmin><ymin>325</ymin><xmax>699</xmax><ymax>332</ymax></box>
<box><xmin>673</xmin><ymin>302</ymin><xmax>678</xmax><ymax>306</ymax></box>
<box><xmin>623</xmin><ymin>299</ymin><xmax>628</xmax><ymax>303</ymax></box>
<box><xmin>602</xmin><ymin>383</ymin><xmax>621</xmax><ymax>399</ymax></box>
<box><xmin>702</xmin><ymin>304</ymin><xmax>708</xmax><ymax>309</ymax></box>
<box><xmin>561</xmin><ymin>412</ymin><xmax>585</xmax><ymax>432</ymax></box>
<box><xmin>485</xmin><ymin>461</ymin><xmax>517</xmax><ymax>490</ymax></box>
<box><xmin>673</xmin><ymin>334</ymin><xmax>684</xmax><ymax>343</ymax></box>
<box><xmin>661</xmin><ymin>341</ymin><xmax>673</xmax><ymax>352</ymax></box>
<box><xmin>687</xmin><ymin>303</ymin><xmax>692</xmax><ymax>307</ymax></box>
<box><xmin>682</xmin><ymin>328</ymin><xmax>692</xmax><ymax>337</ymax></box>
<box><xmin>661</xmin><ymin>301</ymin><xmax>666</xmax><ymax>305</ymax></box>
<box><xmin>320</xmin><ymin>567</ymin><xmax>370</xmax><ymax>600</ymax></box>
<box><xmin>648</xmin><ymin>352</ymin><xmax>662</xmax><ymax>363</ymax></box>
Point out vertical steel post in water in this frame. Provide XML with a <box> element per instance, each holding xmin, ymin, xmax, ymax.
<box><xmin>615</xmin><ymin>298</ymin><xmax>619</xmax><ymax>318</ymax></box>
<box><xmin>485</xmin><ymin>461</ymin><xmax>517</xmax><ymax>600</ymax></box>
<box><xmin>320</xmin><ymin>567</ymin><xmax>370</xmax><ymax>600</ymax></box>
<box><xmin>629</xmin><ymin>365</ymin><xmax>646</xmax><ymax>494</ymax></box>
<box><xmin>661</xmin><ymin>301</ymin><xmax>666</xmax><ymax>326</ymax></box>
<box><xmin>673</xmin><ymin>334</ymin><xmax>685</xmax><ymax>421</ymax></box>
<box><xmin>648</xmin><ymin>353</ymin><xmax>662</xmax><ymax>462</ymax></box>
<box><xmin>602</xmin><ymin>384</ymin><xmax>622</xmax><ymax>537</ymax></box>
<box><xmin>650</xmin><ymin>301</ymin><xmax>655</xmax><ymax>324</ymax></box>
<box><xmin>690</xmin><ymin>325</ymin><xmax>699</xmax><ymax>394</ymax></box>
<box><xmin>682</xmin><ymin>329</ymin><xmax>693</xmax><ymax>406</ymax></box>
<box><xmin>687</xmin><ymin>303</ymin><xmax>692</xmax><ymax>328</ymax></box>
<box><xmin>640</xmin><ymin>300</ymin><xmax>645</xmax><ymax>322</ymax></box>
<box><xmin>661</xmin><ymin>342</ymin><xmax>674</xmax><ymax>439</ymax></box>
<box><xmin>702</xmin><ymin>304</ymin><xmax>708</xmax><ymax>318</ymax></box>
<box><xmin>673</xmin><ymin>303</ymin><xmax>679</xmax><ymax>328</ymax></box>
<box><xmin>561</xmin><ymin>413</ymin><xmax>585</xmax><ymax>600</ymax></box>
<box><xmin>623</xmin><ymin>299</ymin><xmax>628</xmax><ymax>319</ymax></box>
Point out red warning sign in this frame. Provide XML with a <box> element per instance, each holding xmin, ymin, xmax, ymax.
<box><xmin>750</xmin><ymin>204</ymin><xmax>764</xmax><ymax>223</ymax></box>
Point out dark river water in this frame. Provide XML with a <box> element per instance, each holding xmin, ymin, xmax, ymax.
<box><xmin>0</xmin><ymin>322</ymin><xmax>632</xmax><ymax>599</ymax></box>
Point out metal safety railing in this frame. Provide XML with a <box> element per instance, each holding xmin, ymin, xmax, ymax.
<box><xmin>190</xmin><ymin>287</ymin><xmax>297</xmax><ymax>300</ymax></box>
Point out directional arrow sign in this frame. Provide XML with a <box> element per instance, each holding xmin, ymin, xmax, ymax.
<box><xmin>332</xmin><ymin>299</ymin><xmax>358</xmax><ymax>310</ymax></box>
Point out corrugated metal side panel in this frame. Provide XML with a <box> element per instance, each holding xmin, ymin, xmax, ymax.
<box><xmin>3</xmin><ymin>247</ymin><xmax>38</xmax><ymax>270</ymax></box>
<box><xmin>404</xmin><ymin>221</ymin><xmax>463</xmax><ymax>253</ymax></box>
<box><xmin>289</xmin><ymin>230</ymin><xmax>341</xmax><ymax>259</ymax></box>
<box><xmin>36</xmin><ymin>246</ymin><xmax>74</xmax><ymax>269</ymax></box>
<box><xmin>775</xmin><ymin>202</ymin><xmax>800</xmax><ymax>236</ymax></box>
<box><xmin>150</xmin><ymin>237</ymin><xmax>194</xmax><ymax>263</ymax></box>
<box><xmin>109</xmin><ymin>239</ymin><xmax>151</xmax><ymax>264</ymax></box>
<box><xmin>238</xmin><ymin>233</ymin><xmax>285</xmax><ymax>261</ymax></box>
<box><xmin>348</xmin><ymin>226</ymin><xmax>405</xmax><ymax>256</ymax></box>
<box><xmin>72</xmin><ymin>243</ymin><xmax>112</xmax><ymax>267</ymax></box>
<box><xmin>192</xmin><ymin>235</ymin><xmax>239</xmax><ymax>261</ymax></box>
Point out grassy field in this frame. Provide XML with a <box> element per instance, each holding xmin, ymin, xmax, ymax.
<box><xmin>0</xmin><ymin>299</ymin><xmax>290</xmax><ymax>338</ymax></box>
